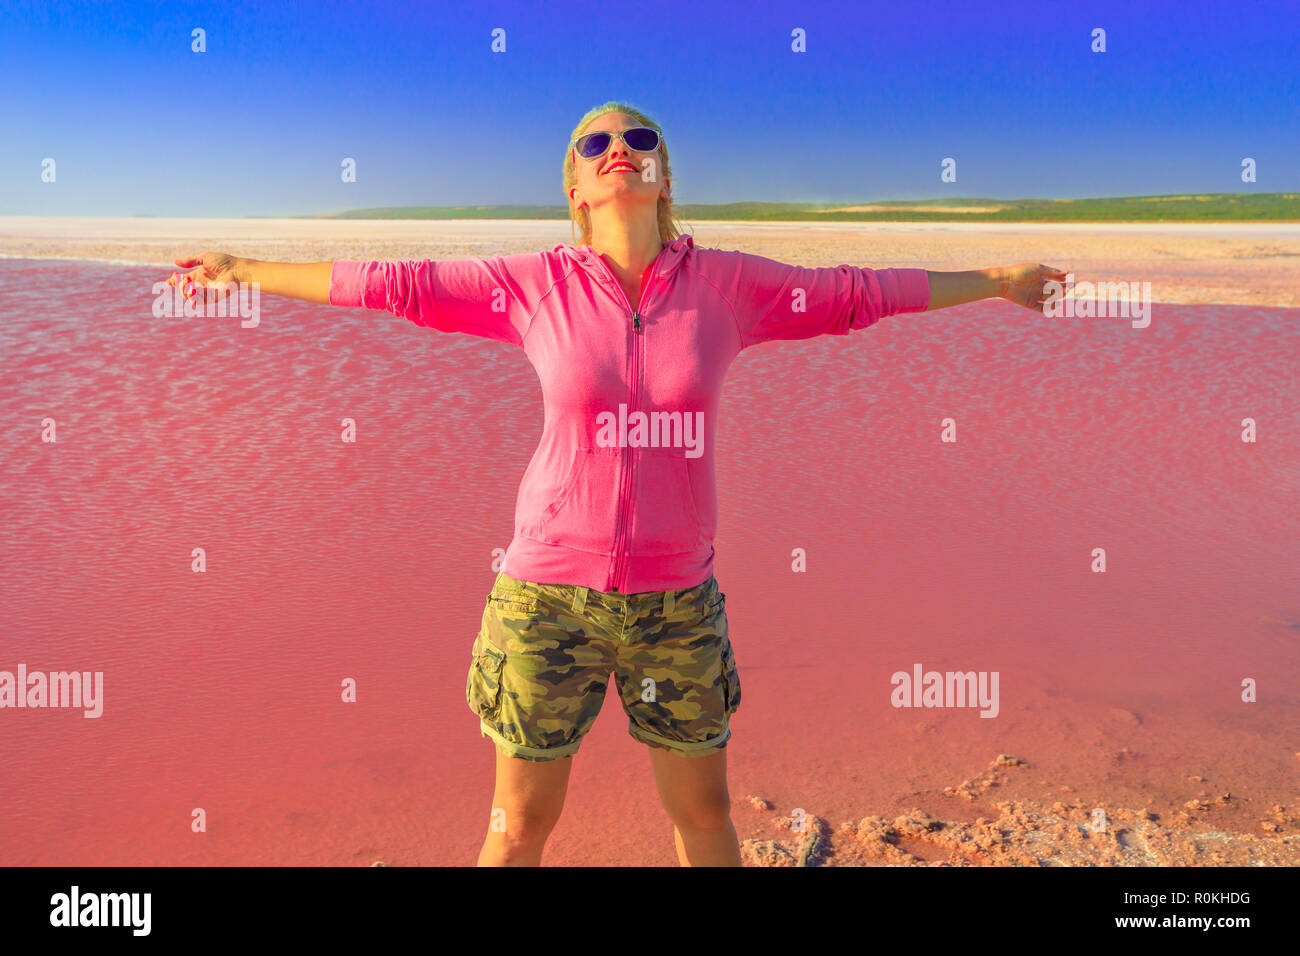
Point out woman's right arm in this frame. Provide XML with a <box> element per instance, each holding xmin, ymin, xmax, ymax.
<box><xmin>171</xmin><ymin>251</ymin><xmax>540</xmax><ymax>347</ymax></box>
<box><xmin>168</xmin><ymin>253</ymin><xmax>333</xmax><ymax>304</ymax></box>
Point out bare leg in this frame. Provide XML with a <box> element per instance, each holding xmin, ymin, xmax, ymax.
<box><xmin>476</xmin><ymin>746</ymin><xmax>574</xmax><ymax>866</ymax></box>
<box><xmin>648</xmin><ymin>745</ymin><xmax>741</xmax><ymax>866</ymax></box>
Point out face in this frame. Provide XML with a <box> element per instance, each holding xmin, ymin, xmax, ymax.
<box><xmin>569</xmin><ymin>111</ymin><xmax>669</xmax><ymax>220</ymax></box>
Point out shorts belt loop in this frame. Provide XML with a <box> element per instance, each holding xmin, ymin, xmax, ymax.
<box><xmin>662</xmin><ymin>589</ymin><xmax>675</xmax><ymax>616</ymax></box>
<box><xmin>572</xmin><ymin>586</ymin><xmax>588</xmax><ymax>615</ymax></box>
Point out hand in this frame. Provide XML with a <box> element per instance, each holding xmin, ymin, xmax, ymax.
<box><xmin>994</xmin><ymin>262</ymin><xmax>1069</xmax><ymax>313</ymax></box>
<box><xmin>166</xmin><ymin>252</ymin><xmax>243</xmax><ymax>301</ymax></box>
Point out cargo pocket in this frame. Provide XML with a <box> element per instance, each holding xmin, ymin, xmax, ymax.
<box><xmin>720</xmin><ymin>638</ymin><xmax>741</xmax><ymax>716</ymax></box>
<box><xmin>486</xmin><ymin>581</ymin><xmax>539</xmax><ymax>614</ymax></box>
<box><xmin>466</xmin><ymin>634</ymin><xmax>507</xmax><ymax>721</ymax></box>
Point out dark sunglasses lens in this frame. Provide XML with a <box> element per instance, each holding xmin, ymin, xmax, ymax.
<box><xmin>623</xmin><ymin>127</ymin><xmax>659</xmax><ymax>151</ymax></box>
<box><xmin>577</xmin><ymin>132</ymin><xmax>612</xmax><ymax>158</ymax></box>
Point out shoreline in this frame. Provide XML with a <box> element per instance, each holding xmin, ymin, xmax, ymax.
<box><xmin>2</xmin><ymin>218</ymin><xmax>1298</xmax><ymax>308</ymax></box>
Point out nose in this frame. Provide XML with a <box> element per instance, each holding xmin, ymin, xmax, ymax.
<box><xmin>606</xmin><ymin>135</ymin><xmax>631</xmax><ymax>162</ymax></box>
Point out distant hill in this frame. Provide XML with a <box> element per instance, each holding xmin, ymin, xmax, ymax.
<box><xmin>305</xmin><ymin>193</ymin><xmax>1298</xmax><ymax>222</ymax></box>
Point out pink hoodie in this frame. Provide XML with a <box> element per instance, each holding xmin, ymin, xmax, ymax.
<box><xmin>329</xmin><ymin>235</ymin><xmax>930</xmax><ymax>594</ymax></box>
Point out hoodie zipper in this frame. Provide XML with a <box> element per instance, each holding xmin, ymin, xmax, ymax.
<box><xmin>589</xmin><ymin>250</ymin><xmax>660</xmax><ymax>592</ymax></box>
<box><xmin>611</xmin><ymin>272</ymin><xmax>656</xmax><ymax>592</ymax></box>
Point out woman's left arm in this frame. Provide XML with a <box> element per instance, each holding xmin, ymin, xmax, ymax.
<box><xmin>925</xmin><ymin>263</ymin><xmax>1068</xmax><ymax>313</ymax></box>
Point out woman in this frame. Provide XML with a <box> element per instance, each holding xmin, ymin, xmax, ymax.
<box><xmin>167</xmin><ymin>101</ymin><xmax>1065</xmax><ymax>867</ymax></box>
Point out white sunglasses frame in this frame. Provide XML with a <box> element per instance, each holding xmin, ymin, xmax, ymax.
<box><xmin>570</xmin><ymin>126</ymin><xmax>663</xmax><ymax>160</ymax></box>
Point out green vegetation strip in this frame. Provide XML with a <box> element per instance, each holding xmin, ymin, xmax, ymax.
<box><xmin>307</xmin><ymin>194</ymin><xmax>1298</xmax><ymax>222</ymax></box>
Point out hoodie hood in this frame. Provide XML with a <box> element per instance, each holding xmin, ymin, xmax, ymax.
<box><xmin>554</xmin><ymin>235</ymin><xmax>696</xmax><ymax>294</ymax></box>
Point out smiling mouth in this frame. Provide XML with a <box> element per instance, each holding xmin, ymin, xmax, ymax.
<box><xmin>604</xmin><ymin>164</ymin><xmax>638</xmax><ymax>174</ymax></box>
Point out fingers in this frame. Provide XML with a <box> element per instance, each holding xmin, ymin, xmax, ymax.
<box><xmin>166</xmin><ymin>252</ymin><xmax>228</xmax><ymax>300</ymax></box>
<box><xmin>165</xmin><ymin>268</ymin><xmax>204</xmax><ymax>299</ymax></box>
<box><xmin>1006</xmin><ymin>264</ymin><xmax>1069</xmax><ymax>313</ymax></box>
<box><xmin>168</xmin><ymin>255</ymin><xmax>202</xmax><ymax>298</ymax></box>
<box><xmin>169</xmin><ymin>254</ymin><xmax>221</xmax><ymax>298</ymax></box>
<box><xmin>1032</xmin><ymin>266</ymin><xmax>1068</xmax><ymax>313</ymax></box>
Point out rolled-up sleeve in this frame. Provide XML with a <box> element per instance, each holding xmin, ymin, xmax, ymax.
<box><xmin>329</xmin><ymin>255</ymin><xmax>538</xmax><ymax>346</ymax></box>
<box><xmin>713</xmin><ymin>250</ymin><xmax>930</xmax><ymax>350</ymax></box>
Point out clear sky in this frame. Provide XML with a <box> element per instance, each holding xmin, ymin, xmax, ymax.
<box><xmin>1</xmin><ymin>0</ymin><xmax>1296</xmax><ymax>217</ymax></box>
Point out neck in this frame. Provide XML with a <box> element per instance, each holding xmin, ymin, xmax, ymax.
<box><xmin>587</xmin><ymin>209</ymin><xmax>662</xmax><ymax>279</ymax></box>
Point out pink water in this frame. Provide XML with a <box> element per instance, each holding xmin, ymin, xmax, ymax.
<box><xmin>1</xmin><ymin>258</ymin><xmax>1296</xmax><ymax>865</ymax></box>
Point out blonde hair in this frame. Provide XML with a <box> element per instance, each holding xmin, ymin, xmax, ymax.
<box><xmin>563</xmin><ymin>101</ymin><xmax>685</xmax><ymax>246</ymax></box>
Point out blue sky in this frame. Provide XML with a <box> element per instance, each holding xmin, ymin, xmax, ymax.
<box><xmin>1</xmin><ymin>0</ymin><xmax>1296</xmax><ymax>216</ymax></box>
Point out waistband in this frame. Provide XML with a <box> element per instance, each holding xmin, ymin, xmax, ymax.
<box><xmin>492</xmin><ymin>570</ymin><xmax>716</xmax><ymax>617</ymax></box>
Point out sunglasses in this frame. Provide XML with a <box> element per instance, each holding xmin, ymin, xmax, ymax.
<box><xmin>571</xmin><ymin>126</ymin><xmax>662</xmax><ymax>160</ymax></box>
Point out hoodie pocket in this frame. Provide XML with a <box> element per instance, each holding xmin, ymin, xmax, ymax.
<box><xmin>536</xmin><ymin>447</ymin><xmax>621</xmax><ymax>554</ymax></box>
<box><xmin>628</xmin><ymin>451</ymin><xmax>703</xmax><ymax>556</ymax></box>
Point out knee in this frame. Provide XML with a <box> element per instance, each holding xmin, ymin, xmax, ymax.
<box><xmin>490</xmin><ymin>804</ymin><xmax>562</xmax><ymax>848</ymax></box>
<box><xmin>667</xmin><ymin>792</ymin><xmax>732</xmax><ymax>832</ymax></box>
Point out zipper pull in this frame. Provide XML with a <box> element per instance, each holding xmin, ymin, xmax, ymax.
<box><xmin>632</xmin><ymin>312</ymin><xmax>642</xmax><ymax>333</ymax></box>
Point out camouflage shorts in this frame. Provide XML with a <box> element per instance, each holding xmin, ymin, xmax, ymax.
<box><xmin>466</xmin><ymin>570</ymin><xmax>741</xmax><ymax>761</ymax></box>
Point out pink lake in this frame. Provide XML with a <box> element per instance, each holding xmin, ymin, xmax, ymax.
<box><xmin>0</xmin><ymin>257</ymin><xmax>1296</xmax><ymax>865</ymax></box>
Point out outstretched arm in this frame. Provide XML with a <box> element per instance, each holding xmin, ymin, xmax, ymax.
<box><xmin>718</xmin><ymin>249</ymin><xmax>1070</xmax><ymax>351</ymax></box>
<box><xmin>925</xmin><ymin>263</ymin><xmax>1068</xmax><ymax>314</ymax></box>
<box><xmin>167</xmin><ymin>253</ymin><xmax>333</xmax><ymax>304</ymax></box>
<box><xmin>167</xmin><ymin>253</ymin><xmax>542</xmax><ymax>346</ymax></box>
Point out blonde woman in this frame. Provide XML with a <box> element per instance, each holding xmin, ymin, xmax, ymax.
<box><xmin>168</xmin><ymin>101</ymin><xmax>1064</xmax><ymax>866</ymax></box>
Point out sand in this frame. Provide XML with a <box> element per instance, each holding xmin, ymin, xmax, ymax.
<box><xmin>1</xmin><ymin>217</ymin><xmax>1298</xmax><ymax>308</ymax></box>
<box><xmin>739</xmin><ymin>755</ymin><xmax>1300</xmax><ymax>867</ymax></box>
